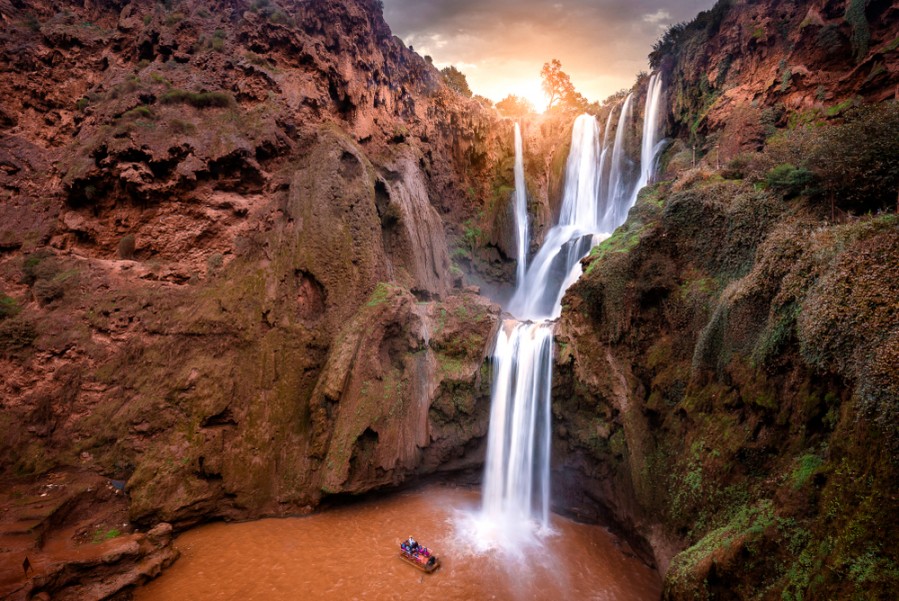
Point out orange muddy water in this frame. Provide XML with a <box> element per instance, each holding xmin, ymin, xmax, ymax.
<box><xmin>135</xmin><ymin>485</ymin><xmax>661</xmax><ymax>601</ymax></box>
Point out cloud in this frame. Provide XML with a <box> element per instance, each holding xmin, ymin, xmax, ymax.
<box><xmin>381</xmin><ymin>0</ymin><xmax>716</xmax><ymax>103</ymax></box>
<box><xmin>642</xmin><ymin>9</ymin><xmax>672</xmax><ymax>24</ymax></box>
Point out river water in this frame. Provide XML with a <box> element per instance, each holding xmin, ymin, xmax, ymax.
<box><xmin>135</xmin><ymin>484</ymin><xmax>660</xmax><ymax>601</ymax></box>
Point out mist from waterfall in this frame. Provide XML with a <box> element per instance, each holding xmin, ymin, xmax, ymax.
<box><xmin>468</xmin><ymin>76</ymin><xmax>665</xmax><ymax>553</ymax></box>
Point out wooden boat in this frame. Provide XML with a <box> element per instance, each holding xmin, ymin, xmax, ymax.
<box><xmin>398</xmin><ymin>543</ymin><xmax>440</xmax><ymax>573</ymax></box>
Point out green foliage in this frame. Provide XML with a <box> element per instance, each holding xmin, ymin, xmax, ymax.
<box><xmin>0</xmin><ymin>295</ymin><xmax>20</xmax><ymax>319</ymax></box>
<box><xmin>168</xmin><ymin>118</ymin><xmax>196</xmax><ymax>134</ymax></box>
<box><xmin>650</xmin><ymin>22</ymin><xmax>688</xmax><ymax>68</ymax></box>
<box><xmin>649</xmin><ymin>0</ymin><xmax>733</xmax><ymax>68</ymax></box>
<box><xmin>792</xmin><ymin>453</ymin><xmax>824</xmax><ymax>489</ymax></box>
<box><xmin>365</xmin><ymin>282</ymin><xmax>395</xmax><ymax>307</ymax></box>
<box><xmin>495</xmin><ymin>95</ymin><xmax>534</xmax><ymax>118</ymax></box>
<box><xmin>91</xmin><ymin>527</ymin><xmax>122</xmax><ymax>543</ymax></box>
<box><xmin>779</xmin><ymin>62</ymin><xmax>792</xmax><ymax>92</ymax></box>
<box><xmin>22</xmin><ymin>250</ymin><xmax>53</xmax><ymax>286</ymax></box>
<box><xmin>765</xmin><ymin>163</ymin><xmax>815</xmax><ymax>198</ymax></box>
<box><xmin>76</xmin><ymin>97</ymin><xmax>90</xmax><ymax>111</ymax></box>
<box><xmin>440</xmin><ymin>66</ymin><xmax>472</xmax><ymax>98</ymax></box>
<box><xmin>844</xmin><ymin>0</ymin><xmax>871</xmax><ymax>63</ymax></box>
<box><xmin>806</xmin><ymin>102</ymin><xmax>899</xmax><ymax>211</ymax></box>
<box><xmin>211</xmin><ymin>28</ymin><xmax>226</xmax><ymax>52</ymax></box>
<box><xmin>123</xmin><ymin>105</ymin><xmax>155</xmax><ymax>120</ymax></box>
<box><xmin>161</xmin><ymin>89</ymin><xmax>234</xmax><ymax>108</ymax></box>
<box><xmin>34</xmin><ymin>270</ymin><xmax>77</xmax><ymax>305</ymax></box>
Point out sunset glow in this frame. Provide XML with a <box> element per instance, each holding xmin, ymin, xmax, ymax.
<box><xmin>516</xmin><ymin>80</ymin><xmax>549</xmax><ymax>113</ymax></box>
<box><xmin>384</xmin><ymin>0</ymin><xmax>718</xmax><ymax>105</ymax></box>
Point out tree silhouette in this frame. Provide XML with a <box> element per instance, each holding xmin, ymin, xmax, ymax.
<box><xmin>541</xmin><ymin>59</ymin><xmax>587</xmax><ymax>111</ymax></box>
<box><xmin>441</xmin><ymin>66</ymin><xmax>472</xmax><ymax>98</ymax></box>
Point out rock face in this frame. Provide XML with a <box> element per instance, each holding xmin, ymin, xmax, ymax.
<box><xmin>0</xmin><ymin>0</ymin><xmax>508</xmax><ymax>536</ymax></box>
<box><xmin>0</xmin><ymin>470</ymin><xmax>179</xmax><ymax>601</ymax></box>
<box><xmin>654</xmin><ymin>0</ymin><xmax>899</xmax><ymax>155</ymax></box>
<box><xmin>545</xmin><ymin>2</ymin><xmax>899</xmax><ymax>598</ymax></box>
<box><xmin>555</xmin><ymin>184</ymin><xmax>898</xmax><ymax>600</ymax></box>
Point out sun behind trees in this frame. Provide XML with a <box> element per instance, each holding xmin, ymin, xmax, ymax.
<box><xmin>541</xmin><ymin>59</ymin><xmax>588</xmax><ymax>111</ymax></box>
<box><xmin>496</xmin><ymin>95</ymin><xmax>534</xmax><ymax>118</ymax></box>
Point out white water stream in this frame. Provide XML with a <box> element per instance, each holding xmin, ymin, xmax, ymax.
<box><xmin>513</xmin><ymin>123</ymin><xmax>529</xmax><ymax>288</ymax></box>
<box><xmin>474</xmin><ymin>76</ymin><xmax>665</xmax><ymax>549</ymax></box>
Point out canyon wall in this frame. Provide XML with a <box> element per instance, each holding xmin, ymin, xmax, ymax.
<box><xmin>549</xmin><ymin>1</ymin><xmax>899</xmax><ymax>599</ymax></box>
<box><xmin>0</xmin><ymin>0</ymin><xmax>515</xmax><ymax>536</ymax></box>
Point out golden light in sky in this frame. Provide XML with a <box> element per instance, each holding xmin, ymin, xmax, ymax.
<box><xmin>383</xmin><ymin>0</ymin><xmax>718</xmax><ymax>106</ymax></box>
<box><xmin>515</xmin><ymin>80</ymin><xmax>549</xmax><ymax>113</ymax></box>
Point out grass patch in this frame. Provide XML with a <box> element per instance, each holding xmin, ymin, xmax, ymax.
<box><xmin>91</xmin><ymin>528</ymin><xmax>122</xmax><ymax>543</ymax></box>
<box><xmin>792</xmin><ymin>453</ymin><xmax>824</xmax><ymax>489</ymax></box>
<box><xmin>161</xmin><ymin>89</ymin><xmax>234</xmax><ymax>109</ymax></box>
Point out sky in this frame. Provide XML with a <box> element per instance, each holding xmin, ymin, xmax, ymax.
<box><xmin>382</xmin><ymin>0</ymin><xmax>717</xmax><ymax>111</ymax></box>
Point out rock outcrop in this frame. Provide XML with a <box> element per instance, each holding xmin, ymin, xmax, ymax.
<box><xmin>545</xmin><ymin>2</ymin><xmax>899</xmax><ymax>598</ymax></box>
<box><xmin>0</xmin><ymin>0</ymin><xmax>509</xmax><ymax>581</ymax></box>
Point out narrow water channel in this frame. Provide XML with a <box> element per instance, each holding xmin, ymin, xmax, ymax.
<box><xmin>135</xmin><ymin>485</ymin><xmax>661</xmax><ymax>601</ymax></box>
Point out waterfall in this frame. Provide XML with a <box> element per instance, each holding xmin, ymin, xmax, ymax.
<box><xmin>481</xmin><ymin>321</ymin><xmax>553</xmax><ymax>528</ymax></box>
<box><xmin>602</xmin><ymin>92</ymin><xmax>634</xmax><ymax>231</ymax></box>
<box><xmin>477</xmin><ymin>77</ymin><xmax>664</xmax><ymax>547</ymax></box>
<box><xmin>513</xmin><ymin>123</ymin><xmax>529</xmax><ymax>287</ymax></box>
<box><xmin>631</xmin><ymin>72</ymin><xmax>665</xmax><ymax>205</ymax></box>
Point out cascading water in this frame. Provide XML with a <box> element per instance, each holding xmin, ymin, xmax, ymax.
<box><xmin>513</xmin><ymin>123</ymin><xmax>529</xmax><ymax>287</ymax></box>
<box><xmin>603</xmin><ymin>93</ymin><xmax>635</xmax><ymax>231</ymax></box>
<box><xmin>631</xmin><ymin>72</ymin><xmax>665</xmax><ymax>205</ymax></box>
<box><xmin>471</xmin><ymin>77</ymin><xmax>665</xmax><ymax>552</ymax></box>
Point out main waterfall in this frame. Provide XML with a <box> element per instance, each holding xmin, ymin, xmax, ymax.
<box><xmin>476</xmin><ymin>77</ymin><xmax>665</xmax><ymax>548</ymax></box>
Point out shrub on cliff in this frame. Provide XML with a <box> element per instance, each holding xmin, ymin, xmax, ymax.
<box><xmin>440</xmin><ymin>66</ymin><xmax>472</xmax><ymax>98</ymax></box>
<box><xmin>0</xmin><ymin>294</ymin><xmax>20</xmax><ymax>319</ymax></box>
<box><xmin>161</xmin><ymin>89</ymin><xmax>234</xmax><ymax>109</ymax></box>
<box><xmin>806</xmin><ymin>102</ymin><xmax>899</xmax><ymax>213</ymax></box>
<box><xmin>765</xmin><ymin>163</ymin><xmax>815</xmax><ymax>198</ymax></box>
<box><xmin>496</xmin><ymin>95</ymin><xmax>534</xmax><ymax>118</ymax></box>
<box><xmin>0</xmin><ymin>317</ymin><xmax>36</xmax><ymax>355</ymax></box>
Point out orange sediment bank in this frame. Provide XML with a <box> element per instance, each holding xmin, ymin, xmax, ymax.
<box><xmin>135</xmin><ymin>484</ymin><xmax>661</xmax><ymax>601</ymax></box>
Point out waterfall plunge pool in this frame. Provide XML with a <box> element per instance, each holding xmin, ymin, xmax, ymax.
<box><xmin>135</xmin><ymin>484</ymin><xmax>661</xmax><ymax>601</ymax></box>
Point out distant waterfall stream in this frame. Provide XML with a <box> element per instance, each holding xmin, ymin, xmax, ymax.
<box><xmin>477</xmin><ymin>77</ymin><xmax>665</xmax><ymax>547</ymax></box>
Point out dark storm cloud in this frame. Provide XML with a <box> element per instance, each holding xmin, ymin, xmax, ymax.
<box><xmin>381</xmin><ymin>0</ymin><xmax>717</xmax><ymax>103</ymax></box>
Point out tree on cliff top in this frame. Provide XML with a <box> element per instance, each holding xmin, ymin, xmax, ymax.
<box><xmin>496</xmin><ymin>95</ymin><xmax>534</xmax><ymax>118</ymax></box>
<box><xmin>541</xmin><ymin>59</ymin><xmax>587</xmax><ymax>111</ymax></box>
<box><xmin>441</xmin><ymin>66</ymin><xmax>472</xmax><ymax>98</ymax></box>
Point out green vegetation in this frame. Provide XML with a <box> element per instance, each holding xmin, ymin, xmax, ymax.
<box><xmin>765</xmin><ymin>163</ymin><xmax>814</xmax><ymax>198</ymax></box>
<box><xmin>161</xmin><ymin>89</ymin><xmax>234</xmax><ymax>108</ymax></box>
<box><xmin>844</xmin><ymin>0</ymin><xmax>871</xmax><ymax>62</ymax></box>
<box><xmin>440</xmin><ymin>66</ymin><xmax>472</xmax><ymax>98</ymax></box>
<box><xmin>792</xmin><ymin>453</ymin><xmax>824</xmax><ymax>489</ymax></box>
<box><xmin>365</xmin><ymin>282</ymin><xmax>396</xmax><ymax>307</ymax></box>
<box><xmin>211</xmin><ymin>28</ymin><xmax>226</xmax><ymax>52</ymax></box>
<box><xmin>91</xmin><ymin>528</ymin><xmax>122</xmax><ymax>543</ymax></box>
<box><xmin>0</xmin><ymin>294</ymin><xmax>20</xmax><ymax>319</ymax></box>
<box><xmin>123</xmin><ymin>105</ymin><xmax>155</xmax><ymax>120</ymax></box>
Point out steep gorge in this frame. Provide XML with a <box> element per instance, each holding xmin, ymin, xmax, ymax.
<box><xmin>0</xmin><ymin>0</ymin><xmax>897</xmax><ymax>599</ymax></box>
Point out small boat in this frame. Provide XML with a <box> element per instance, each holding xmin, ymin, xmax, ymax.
<box><xmin>398</xmin><ymin>538</ymin><xmax>440</xmax><ymax>573</ymax></box>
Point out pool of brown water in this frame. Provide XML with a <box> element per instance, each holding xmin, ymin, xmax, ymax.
<box><xmin>135</xmin><ymin>485</ymin><xmax>661</xmax><ymax>601</ymax></box>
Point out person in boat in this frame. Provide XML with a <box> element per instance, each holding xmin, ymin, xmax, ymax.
<box><xmin>407</xmin><ymin>535</ymin><xmax>418</xmax><ymax>552</ymax></box>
